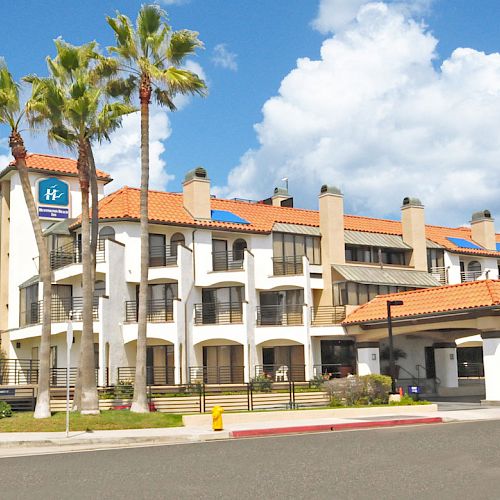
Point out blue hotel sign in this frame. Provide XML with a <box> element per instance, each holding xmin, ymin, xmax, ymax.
<box><xmin>38</xmin><ymin>178</ymin><xmax>70</xmax><ymax>219</ymax></box>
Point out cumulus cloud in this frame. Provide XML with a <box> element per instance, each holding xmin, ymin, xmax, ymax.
<box><xmin>93</xmin><ymin>108</ymin><xmax>173</xmax><ymax>192</ymax></box>
<box><xmin>215</xmin><ymin>2</ymin><xmax>500</xmax><ymax>226</ymax></box>
<box><xmin>157</xmin><ymin>0</ymin><xmax>190</xmax><ymax>5</ymax></box>
<box><xmin>212</xmin><ymin>44</ymin><xmax>238</xmax><ymax>71</ymax></box>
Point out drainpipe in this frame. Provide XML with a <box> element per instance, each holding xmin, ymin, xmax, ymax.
<box><xmin>183</xmin><ymin>229</ymin><xmax>197</xmax><ymax>384</ymax></box>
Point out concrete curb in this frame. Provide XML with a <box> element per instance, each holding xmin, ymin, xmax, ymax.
<box><xmin>229</xmin><ymin>417</ymin><xmax>443</xmax><ymax>438</ymax></box>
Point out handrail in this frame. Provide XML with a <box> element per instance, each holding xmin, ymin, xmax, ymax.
<box><xmin>256</xmin><ymin>304</ymin><xmax>304</xmax><ymax>326</ymax></box>
<box><xmin>125</xmin><ymin>299</ymin><xmax>174</xmax><ymax>323</ymax></box>
<box><xmin>311</xmin><ymin>306</ymin><xmax>346</xmax><ymax>325</ymax></box>
<box><xmin>211</xmin><ymin>251</ymin><xmax>244</xmax><ymax>271</ymax></box>
<box><xmin>194</xmin><ymin>302</ymin><xmax>243</xmax><ymax>325</ymax></box>
<box><xmin>272</xmin><ymin>256</ymin><xmax>303</xmax><ymax>276</ymax></box>
<box><xmin>149</xmin><ymin>244</ymin><xmax>178</xmax><ymax>267</ymax></box>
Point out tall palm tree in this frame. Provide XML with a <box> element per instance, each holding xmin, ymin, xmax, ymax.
<box><xmin>25</xmin><ymin>40</ymin><xmax>135</xmax><ymax>413</ymax></box>
<box><xmin>107</xmin><ymin>4</ymin><xmax>206</xmax><ymax>412</ymax></box>
<box><xmin>0</xmin><ymin>61</ymin><xmax>52</xmax><ymax>418</ymax></box>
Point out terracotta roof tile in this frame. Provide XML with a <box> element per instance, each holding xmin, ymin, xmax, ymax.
<box><xmin>6</xmin><ymin>153</ymin><xmax>111</xmax><ymax>181</ymax></box>
<box><xmin>342</xmin><ymin>280</ymin><xmax>500</xmax><ymax>325</ymax></box>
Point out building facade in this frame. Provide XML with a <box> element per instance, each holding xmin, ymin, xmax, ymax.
<box><xmin>1</xmin><ymin>154</ymin><xmax>500</xmax><ymax>399</ymax></box>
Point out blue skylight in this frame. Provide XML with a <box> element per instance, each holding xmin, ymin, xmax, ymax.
<box><xmin>496</xmin><ymin>243</ymin><xmax>500</xmax><ymax>252</ymax></box>
<box><xmin>211</xmin><ymin>210</ymin><xmax>250</xmax><ymax>225</ymax></box>
<box><xmin>446</xmin><ymin>237</ymin><xmax>482</xmax><ymax>250</ymax></box>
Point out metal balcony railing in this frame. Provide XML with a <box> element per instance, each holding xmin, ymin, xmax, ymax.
<box><xmin>125</xmin><ymin>299</ymin><xmax>174</xmax><ymax>323</ymax></box>
<box><xmin>189</xmin><ymin>366</ymin><xmax>244</xmax><ymax>384</ymax></box>
<box><xmin>117</xmin><ymin>366</ymin><xmax>176</xmax><ymax>386</ymax></box>
<box><xmin>255</xmin><ymin>364</ymin><xmax>306</xmax><ymax>382</ymax></box>
<box><xmin>50</xmin><ymin>239</ymin><xmax>105</xmax><ymax>270</ymax></box>
<box><xmin>430</xmin><ymin>266</ymin><xmax>448</xmax><ymax>285</ymax></box>
<box><xmin>311</xmin><ymin>306</ymin><xmax>346</xmax><ymax>326</ymax></box>
<box><xmin>461</xmin><ymin>270</ymin><xmax>482</xmax><ymax>283</ymax></box>
<box><xmin>194</xmin><ymin>302</ymin><xmax>243</xmax><ymax>325</ymax></box>
<box><xmin>272</xmin><ymin>256</ymin><xmax>303</xmax><ymax>276</ymax></box>
<box><xmin>20</xmin><ymin>296</ymin><xmax>99</xmax><ymax>327</ymax></box>
<box><xmin>149</xmin><ymin>245</ymin><xmax>178</xmax><ymax>267</ymax></box>
<box><xmin>458</xmin><ymin>362</ymin><xmax>484</xmax><ymax>378</ymax></box>
<box><xmin>212</xmin><ymin>251</ymin><xmax>244</xmax><ymax>271</ymax></box>
<box><xmin>0</xmin><ymin>360</ymin><xmax>99</xmax><ymax>386</ymax></box>
<box><xmin>256</xmin><ymin>304</ymin><xmax>303</xmax><ymax>326</ymax></box>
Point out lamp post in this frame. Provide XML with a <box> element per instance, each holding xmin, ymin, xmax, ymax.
<box><xmin>387</xmin><ymin>300</ymin><xmax>404</xmax><ymax>394</ymax></box>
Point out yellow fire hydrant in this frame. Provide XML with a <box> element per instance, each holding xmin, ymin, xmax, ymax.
<box><xmin>212</xmin><ymin>405</ymin><xmax>224</xmax><ymax>431</ymax></box>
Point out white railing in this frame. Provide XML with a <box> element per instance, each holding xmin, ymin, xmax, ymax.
<box><xmin>430</xmin><ymin>266</ymin><xmax>448</xmax><ymax>285</ymax></box>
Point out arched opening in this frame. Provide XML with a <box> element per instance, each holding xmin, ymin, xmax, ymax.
<box><xmin>232</xmin><ymin>238</ymin><xmax>247</xmax><ymax>261</ymax></box>
<box><xmin>170</xmin><ymin>232</ymin><xmax>185</xmax><ymax>257</ymax></box>
<box><xmin>99</xmin><ymin>226</ymin><xmax>115</xmax><ymax>240</ymax></box>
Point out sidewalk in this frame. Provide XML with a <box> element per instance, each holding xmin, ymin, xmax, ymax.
<box><xmin>2</xmin><ymin>405</ymin><xmax>500</xmax><ymax>455</ymax></box>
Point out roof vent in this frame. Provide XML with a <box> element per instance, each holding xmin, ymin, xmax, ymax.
<box><xmin>402</xmin><ymin>196</ymin><xmax>423</xmax><ymax>207</ymax></box>
<box><xmin>320</xmin><ymin>184</ymin><xmax>342</xmax><ymax>195</ymax></box>
<box><xmin>184</xmin><ymin>167</ymin><xmax>208</xmax><ymax>182</ymax></box>
<box><xmin>472</xmin><ymin>210</ymin><xmax>492</xmax><ymax>221</ymax></box>
<box><xmin>273</xmin><ymin>186</ymin><xmax>288</xmax><ymax>196</ymax></box>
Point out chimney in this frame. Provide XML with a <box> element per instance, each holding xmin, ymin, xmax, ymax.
<box><xmin>271</xmin><ymin>187</ymin><xmax>293</xmax><ymax>207</ymax></box>
<box><xmin>183</xmin><ymin>167</ymin><xmax>211</xmax><ymax>220</ymax></box>
<box><xmin>401</xmin><ymin>197</ymin><xmax>427</xmax><ymax>271</ymax></box>
<box><xmin>471</xmin><ymin>210</ymin><xmax>496</xmax><ymax>250</ymax></box>
<box><xmin>318</xmin><ymin>185</ymin><xmax>345</xmax><ymax>306</ymax></box>
<box><xmin>319</xmin><ymin>185</ymin><xmax>345</xmax><ymax>265</ymax></box>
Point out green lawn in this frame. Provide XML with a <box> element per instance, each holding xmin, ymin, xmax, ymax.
<box><xmin>0</xmin><ymin>411</ymin><xmax>183</xmax><ymax>433</ymax></box>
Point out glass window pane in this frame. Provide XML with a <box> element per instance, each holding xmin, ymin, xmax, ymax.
<box><xmin>305</xmin><ymin>237</ymin><xmax>315</xmax><ymax>263</ymax></box>
<box><xmin>358</xmin><ymin>284</ymin><xmax>368</xmax><ymax>304</ymax></box>
<box><xmin>284</xmin><ymin>234</ymin><xmax>295</xmax><ymax>258</ymax></box>
<box><xmin>273</xmin><ymin>233</ymin><xmax>283</xmax><ymax>259</ymax></box>
<box><xmin>295</xmin><ymin>235</ymin><xmax>305</xmax><ymax>257</ymax></box>
<box><xmin>347</xmin><ymin>283</ymin><xmax>358</xmax><ymax>305</ymax></box>
<box><xmin>313</xmin><ymin>237</ymin><xmax>321</xmax><ymax>264</ymax></box>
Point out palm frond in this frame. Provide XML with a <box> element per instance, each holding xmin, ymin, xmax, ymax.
<box><xmin>0</xmin><ymin>59</ymin><xmax>20</xmax><ymax>129</ymax></box>
<box><xmin>158</xmin><ymin>67</ymin><xmax>207</xmax><ymax>97</ymax></box>
<box><xmin>167</xmin><ymin>30</ymin><xmax>204</xmax><ymax>65</ymax></box>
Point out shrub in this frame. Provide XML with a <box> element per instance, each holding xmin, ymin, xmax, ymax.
<box><xmin>0</xmin><ymin>401</ymin><xmax>12</xmax><ymax>418</ymax></box>
<box><xmin>251</xmin><ymin>374</ymin><xmax>273</xmax><ymax>393</ymax></box>
<box><xmin>113</xmin><ymin>381</ymin><xmax>134</xmax><ymax>399</ymax></box>
<box><xmin>324</xmin><ymin>374</ymin><xmax>392</xmax><ymax>406</ymax></box>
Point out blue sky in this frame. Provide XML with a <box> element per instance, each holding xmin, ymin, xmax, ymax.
<box><xmin>2</xmin><ymin>0</ymin><xmax>500</xmax><ymax>224</ymax></box>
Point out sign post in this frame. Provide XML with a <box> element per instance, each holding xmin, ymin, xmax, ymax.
<box><xmin>66</xmin><ymin>317</ymin><xmax>73</xmax><ymax>438</ymax></box>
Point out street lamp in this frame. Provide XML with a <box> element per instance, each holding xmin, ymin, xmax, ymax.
<box><xmin>387</xmin><ymin>300</ymin><xmax>404</xmax><ymax>394</ymax></box>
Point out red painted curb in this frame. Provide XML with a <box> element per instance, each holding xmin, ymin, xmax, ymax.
<box><xmin>229</xmin><ymin>417</ymin><xmax>443</xmax><ymax>438</ymax></box>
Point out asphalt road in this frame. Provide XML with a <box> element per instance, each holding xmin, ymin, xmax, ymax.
<box><xmin>2</xmin><ymin>421</ymin><xmax>500</xmax><ymax>500</ymax></box>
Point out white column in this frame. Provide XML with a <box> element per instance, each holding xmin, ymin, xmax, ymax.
<box><xmin>174</xmin><ymin>342</ymin><xmax>182</xmax><ymax>385</ymax></box>
<box><xmin>357</xmin><ymin>342</ymin><xmax>380</xmax><ymax>376</ymax></box>
<box><xmin>482</xmin><ymin>332</ymin><xmax>500</xmax><ymax>402</ymax></box>
<box><xmin>434</xmin><ymin>343</ymin><xmax>458</xmax><ymax>388</ymax></box>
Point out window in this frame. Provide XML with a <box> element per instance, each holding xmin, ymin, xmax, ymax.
<box><xmin>345</xmin><ymin>245</ymin><xmax>406</xmax><ymax>265</ymax></box>
<box><xmin>427</xmin><ymin>249</ymin><xmax>445</xmax><ymax>272</ymax></box>
<box><xmin>259</xmin><ymin>289</ymin><xmax>304</xmax><ymax>325</ymax></box>
<box><xmin>94</xmin><ymin>280</ymin><xmax>106</xmax><ymax>297</ymax></box>
<box><xmin>170</xmin><ymin>233</ymin><xmax>185</xmax><ymax>257</ymax></box>
<box><xmin>468</xmin><ymin>261</ymin><xmax>481</xmax><ymax>273</ymax></box>
<box><xmin>19</xmin><ymin>283</ymin><xmax>39</xmax><ymax>327</ymax></box>
<box><xmin>99</xmin><ymin>226</ymin><xmax>115</xmax><ymax>240</ymax></box>
<box><xmin>333</xmin><ymin>282</ymin><xmax>413</xmax><ymax>306</ymax></box>
<box><xmin>273</xmin><ymin>233</ymin><xmax>321</xmax><ymax>265</ymax></box>
<box><xmin>232</xmin><ymin>239</ymin><xmax>247</xmax><ymax>261</ymax></box>
<box><xmin>149</xmin><ymin>233</ymin><xmax>166</xmax><ymax>267</ymax></box>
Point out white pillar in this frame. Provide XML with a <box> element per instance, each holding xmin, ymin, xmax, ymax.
<box><xmin>174</xmin><ymin>342</ymin><xmax>182</xmax><ymax>385</ymax></box>
<box><xmin>482</xmin><ymin>332</ymin><xmax>500</xmax><ymax>402</ymax></box>
<box><xmin>434</xmin><ymin>343</ymin><xmax>458</xmax><ymax>388</ymax></box>
<box><xmin>357</xmin><ymin>342</ymin><xmax>380</xmax><ymax>376</ymax></box>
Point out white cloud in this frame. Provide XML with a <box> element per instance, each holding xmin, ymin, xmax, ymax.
<box><xmin>216</xmin><ymin>2</ymin><xmax>500</xmax><ymax>226</ymax></box>
<box><xmin>212</xmin><ymin>44</ymin><xmax>238</xmax><ymax>71</ymax></box>
<box><xmin>0</xmin><ymin>137</ymin><xmax>11</xmax><ymax>169</ymax></box>
<box><xmin>173</xmin><ymin>60</ymin><xmax>207</xmax><ymax>110</ymax></box>
<box><xmin>157</xmin><ymin>0</ymin><xmax>190</xmax><ymax>5</ymax></box>
<box><xmin>93</xmin><ymin>108</ymin><xmax>173</xmax><ymax>192</ymax></box>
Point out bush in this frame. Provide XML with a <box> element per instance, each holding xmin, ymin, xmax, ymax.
<box><xmin>251</xmin><ymin>374</ymin><xmax>273</xmax><ymax>393</ymax></box>
<box><xmin>324</xmin><ymin>374</ymin><xmax>392</xmax><ymax>407</ymax></box>
<box><xmin>113</xmin><ymin>381</ymin><xmax>134</xmax><ymax>399</ymax></box>
<box><xmin>0</xmin><ymin>401</ymin><xmax>12</xmax><ymax>418</ymax></box>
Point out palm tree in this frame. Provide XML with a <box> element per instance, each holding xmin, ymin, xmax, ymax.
<box><xmin>107</xmin><ymin>4</ymin><xmax>206</xmax><ymax>412</ymax></box>
<box><xmin>0</xmin><ymin>61</ymin><xmax>52</xmax><ymax>418</ymax></box>
<box><xmin>25</xmin><ymin>40</ymin><xmax>135</xmax><ymax>413</ymax></box>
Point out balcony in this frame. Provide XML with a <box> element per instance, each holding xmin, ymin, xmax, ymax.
<box><xmin>0</xmin><ymin>359</ymin><xmax>99</xmax><ymax>386</ymax></box>
<box><xmin>50</xmin><ymin>240</ymin><xmax>105</xmax><ymax>270</ymax></box>
<box><xmin>430</xmin><ymin>266</ymin><xmax>448</xmax><ymax>285</ymax></box>
<box><xmin>256</xmin><ymin>304</ymin><xmax>303</xmax><ymax>326</ymax></box>
<box><xmin>149</xmin><ymin>245</ymin><xmax>178</xmax><ymax>267</ymax></box>
<box><xmin>117</xmin><ymin>366</ymin><xmax>175</xmax><ymax>385</ymax></box>
<box><xmin>311</xmin><ymin>306</ymin><xmax>346</xmax><ymax>326</ymax></box>
<box><xmin>20</xmin><ymin>297</ymin><xmax>99</xmax><ymax>327</ymax></box>
<box><xmin>212</xmin><ymin>251</ymin><xmax>244</xmax><ymax>272</ymax></box>
<box><xmin>125</xmin><ymin>299</ymin><xmax>174</xmax><ymax>323</ymax></box>
<box><xmin>255</xmin><ymin>364</ymin><xmax>306</xmax><ymax>382</ymax></box>
<box><xmin>188</xmin><ymin>365</ymin><xmax>244</xmax><ymax>384</ymax></box>
<box><xmin>461</xmin><ymin>271</ymin><xmax>482</xmax><ymax>283</ymax></box>
<box><xmin>272</xmin><ymin>256</ymin><xmax>303</xmax><ymax>276</ymax></box>
<box><xmin>194</xmin><ymin>302</ymin><xmax>243</xmax><ymax>325</ymax></box>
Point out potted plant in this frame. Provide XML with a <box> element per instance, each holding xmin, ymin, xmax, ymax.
<box><xmin>380</xmin><ymin>346</ymin><xmax>407</xmax><ymax>378</ymax></box>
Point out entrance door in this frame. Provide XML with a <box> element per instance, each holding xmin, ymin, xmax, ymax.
<box><xmin>212</xmin><ymin>239</ymin><xmax>228</xmax><ymax>271</ymax></box>
<box><xmin>425</xmin><ymin>347</ymin><xmax>436</xmax><ymax>379</ymax></box>
<box><xmin>146</xmin><ymin>345</ymin><xmax>174</xmax><ymax>385</ymax></box>
<box><xmin>202</xmin><ymin>289</ymin><xmax>217</xmax><ymax>324</ymax></box>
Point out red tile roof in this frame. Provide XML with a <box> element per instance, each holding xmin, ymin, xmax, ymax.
<box><xmin>94</xmin><ymin>187</ymin><xmax>500</xmax><ymax>257</ymax></box>
<box><xmin>342</xmin><ymin>280</ymin><xmax>500</xmax><ymax>325</ymax></box>
<box><xmin>5</xmin><ymin>153</ymin><xmax>111</xmax><ymax>181</ymax></box>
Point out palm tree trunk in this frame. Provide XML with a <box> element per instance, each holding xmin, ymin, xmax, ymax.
<box><xmin>9</xmin><ymin>131</ymin><xmax>52</xmax><ymax>419</ymax></box>
<box><xmin>131</xmin><ymin>75</ymin><xmax>151</xmax><ymax>412</ymax></box>
<box><xmin>75</xmin><ymin>140</ymin><xmax>99</xmax><ymax>414</ymax></box>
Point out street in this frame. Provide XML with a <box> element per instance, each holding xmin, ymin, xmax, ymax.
<box><xmin>1</xmin><ymin>420</ymin><xmax>500</xmax><ymax>499</ymax></box>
